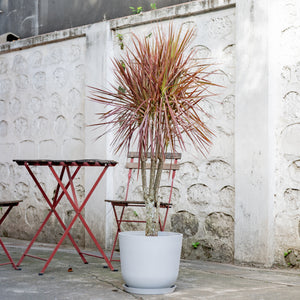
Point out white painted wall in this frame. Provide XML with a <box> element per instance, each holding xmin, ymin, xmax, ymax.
<box><xmin>273</xmin><ymin>0</ymin><xmax>300</xmax><ymax>265</ymax></box>
<box><xmin>235</xmin><ymin>0</ymin><xmax>300</xmax><ymax>267</ymax></box>
<box><xmin>0</xmin><ymin>34</ymin><xmax>88</xmax><ymax>244</ymax></box>
<box><xmin>84</xmin><ymin>21</ymin><xmax>114</xmax><ymax>248</ymax></box>
<box><xmin>235</xmin><ymin>0</ymin><xmax>276</xmax><ymax>266</ymax></box>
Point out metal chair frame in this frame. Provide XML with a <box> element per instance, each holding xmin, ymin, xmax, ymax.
<box><xmin>0</xmin><ymin>200</ymin><xmax>23</xmax><ymax>270</ymax></box>
<box><xmin>105</xmin><ymin>152</ymin><xmax>181</xmax><ymax>262</ymax></box>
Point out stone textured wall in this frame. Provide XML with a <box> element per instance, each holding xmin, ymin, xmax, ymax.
<box><xmin>0</xmin><ymin>0</ymin><xmax>196</xmax><ymax>39</ymax></box>
<box><xmin>0</xmin><ymin>37</ymin><xmax>87</xmax><ymax>245</ymax></box>
<box><xmin>1</xmin><ymin>0</ymin><xmax>299</xmax><ymax>266</ymax></box>
<box><xmin>108</xmin><ymin>8</ymin><xmax>235</xmax><ymax>262</ymax></box>
<box><xmin>274</xmin><ymin>0</ymin><xmax>300</xmax><ymax>265</ymax></box>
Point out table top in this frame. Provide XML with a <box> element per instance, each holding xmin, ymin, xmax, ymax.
<box><xmin>0</xmin><ymin>200</ymin><xmax>23</xmax><ymax>206</ymax></box>
<box><xmin>13</xmin><ymin>159</ymin><xmax>118</xmax><ymax>167</ymax></box>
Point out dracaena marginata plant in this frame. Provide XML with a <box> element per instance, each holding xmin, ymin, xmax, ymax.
<box><xmin>89</xmin><ymin>24</ymin><xmax>217</xmax><ymax>236</ymax></box>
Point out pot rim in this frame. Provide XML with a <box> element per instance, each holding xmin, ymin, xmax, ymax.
<box><xmin>119</xmin><ymin>231</ymin><xmax>183</xmax><ymax>237</ymax></box>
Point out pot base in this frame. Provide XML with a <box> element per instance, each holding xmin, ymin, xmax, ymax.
<box><xmin>123</xmin><ymin>284</ymin><xmax>176</xmax><ymax>295</ymax></box>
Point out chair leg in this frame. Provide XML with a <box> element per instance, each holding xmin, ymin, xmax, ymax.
<box><xmin>109</xmin><ymin>230</ymin><xmax>120</xmax><ymax>262</ymax></box>
<box><xmin>0</xmin><ymin>238</ymin><xmax>19</xmax><ymax>270</ymax></box>
<box><xmin>109</xmin><ymin>204</ymin><xmax>124</xmax><ymax>262</ymax></box>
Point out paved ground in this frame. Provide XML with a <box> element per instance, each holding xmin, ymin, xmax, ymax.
<box><xmin>1</xmin><ymin>238</ymin><xmax>300</xmax><ymax>299</ymax></box>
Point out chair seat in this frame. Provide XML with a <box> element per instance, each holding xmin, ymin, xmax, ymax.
<box><xmin>105</xmin><ymin>199</ymin><xmax>172</xmax><ymax>208</ymax></box>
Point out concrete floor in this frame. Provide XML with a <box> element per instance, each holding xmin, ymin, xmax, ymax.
<box><xmin>1</xmin><ymin>237</ymin><xmax>300</xmax><ymax>299</ymax></box>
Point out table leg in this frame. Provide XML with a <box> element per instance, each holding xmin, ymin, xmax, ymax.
<box><xmin>16</xmin><ymin>209</ymin><xmax>53</xmax><ymax>267</ymax></box>
<box><xmin>38</xmin><ymin>211</ymin><xmax>80</xmax><ymax>275</ymax></box>
<box><xmin>77</xmin><ymin>166</ymin><xmax>116</xmax><ymax>270</ymax></box>
<box><xmin>0</xmin><ymin>238</ymin><xmax>19</xmax><ymax>269</ymax></box>
<box><xmin>38</xmin><ymin>165</ymin><xmax>116</xmax><ymax>274</ymax></box>
<box><xmin>0</xmin><ymin>205</ymin><xmax>13</xmax><ymax>225</ymax></box>
<box><xmin>16</xmin><ymin>207</ymin><xmax>88</xmax><ymax>267</ymax></box>
<box><xmin>17</xmin><ymin>164</ymin><xmax>88</xmax><ymax>267</ymax></box>
<box><xmin>0</xmin><ymin>203</ymin><xmax>22</xmax><ymax>270</ymax></box>
<box><xmin>78</xmin><ymin>215</ymin><xmax>115</xmax><ymax>270</ymax></box>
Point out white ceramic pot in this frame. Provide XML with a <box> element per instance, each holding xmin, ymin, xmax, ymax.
<box><xmin>119</xmin><ymin>231</ymin><xmax>183</xmax><ymax>295</ymax></box>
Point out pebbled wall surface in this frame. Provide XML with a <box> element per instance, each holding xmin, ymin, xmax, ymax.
<box><xmin>0</xmin><ymin>1</ymin><xmax>237</xmax><ymax>259</ymax></box>
<box><xmin>107</xmin><ymin>5</ymin><xmax>236</xmax><ymax>262</ymax></box>
<box><xmin>0</xmin><ymin>37</ymin><xmax>87</xmax><ymax>245</ymax></box>
<box><xmin>1</xmin><ymin>0</ymin><xmax>299</xmax><ymax>266</ymax></box>
<box><xmin>274</xmin><ymin>0</ymin><xmax>300</xmax><ymax>266</ymax></box>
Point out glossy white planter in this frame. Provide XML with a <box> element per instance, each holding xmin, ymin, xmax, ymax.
<box><xmin>119</xmin><ymin>231</ymin><xmax>183</xmax><ymax>295</ymax></box>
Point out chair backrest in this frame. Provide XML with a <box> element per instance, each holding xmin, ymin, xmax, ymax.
<box><xmin>125</xmin><ymin>152</ymin><xmax>181</xmax><ymax>171</ymax></box>
<box><xmin>123</xmin><ymin>152</ymin><xmax>181</xmax><ymax>203</ymax></box>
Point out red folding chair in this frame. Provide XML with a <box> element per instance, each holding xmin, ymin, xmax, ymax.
<box><xmin>105</xmin><ymin>152</ymin><xmax>181</xmax><ymax>262</ymax></box>
<box><xmin>0</xmin><ymin>200</ymin><xmax>23</xmax><ymax>270</ymax></box>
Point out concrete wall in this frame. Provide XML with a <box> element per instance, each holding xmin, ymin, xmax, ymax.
<box><xmin>0</xmin><ymin>32</ymin><xmax>88</xmax><ymax>244</ymax></box>
<box><xmin>235</xmin><ymin>0</ymin><xmax>300</xmax><ymax>267</ymax></box>
<box><xmin>235</xmin><ymin>0</ymin><xmax>275</xmax><ymax>266</ymax></box>
<box><xmin>0</xmin><ymin>0</ymin><xmax>299</xmax><ymax>266</ymax></box>
<box><xmin>109</xmin><ymin>3</ymin><xmax>236</xmax><ymax>263</ymax></box>
<box><xmin>0</xmin><ymin>0</ymin><xmax>194</xmax><ymax>39</ymax></box>
<box><xmin>274</xmin><ymin>0</ymin><xmax>300</xmax><ymax>266</ymax></box>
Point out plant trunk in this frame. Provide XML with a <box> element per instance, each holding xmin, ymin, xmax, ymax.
<box><xmin>144</xmin><ymin>156</ymin><xmax>164</xmax><ymax>236</ymax></box>
<box><xmin>145</xmin><ymin>195</ymin><xmax>158</xmax><ymax>236</ymax></box>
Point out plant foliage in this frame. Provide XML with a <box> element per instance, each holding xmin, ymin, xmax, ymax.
<box><xmin>151</xmin><ymin>3</ymin><xmax>157</xmax><ymax>10</ymax></box>
<box><xmin>89</xmin><ymin>24</ymin><xmax>217</xmax><ymax>236</ymax></box>
<box><xmin>129</xmin><ymin>6</ymin><xmax>143</xmax><ymax>14</ymax></box>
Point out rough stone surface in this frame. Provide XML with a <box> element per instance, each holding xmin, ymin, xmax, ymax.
<box><xmin>171</xmin><ymin>211</ymin><xmax>199</xmax><ymax>237</ymax></box>
<box><xmin>284</xmin><ymin>248</ymin><xmax>300</xmax><ymax>268</ymax></box>
<box><xmin>179</xmin><ymin>212</ymin><xmax>234</xmax><ymax>262</ymax></box>
<box><xmin>171</xmin><ymin>211</ymin><xmax>234</xmax><ymax>262</ymax></box>
<box><xmin>205</xmin><ymin>212</ymin><xmax>234</xmax><ymax>239</ymax></box>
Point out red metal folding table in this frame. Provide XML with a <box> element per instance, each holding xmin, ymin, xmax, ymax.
<box><xmin>13</xmin><ymin>159</ymin><xmax>118</xmax><ymax>275</ymax></box>
<box><xmin>0</xmin><ymin>200</ymin><xmax>23</xmax><ymax>269</ymax></box>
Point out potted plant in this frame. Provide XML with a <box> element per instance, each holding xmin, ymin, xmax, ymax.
<box><xmin>89</xmin><ymin>24</ymin><xmax>216</xmax><ymax>294</ymax></box>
